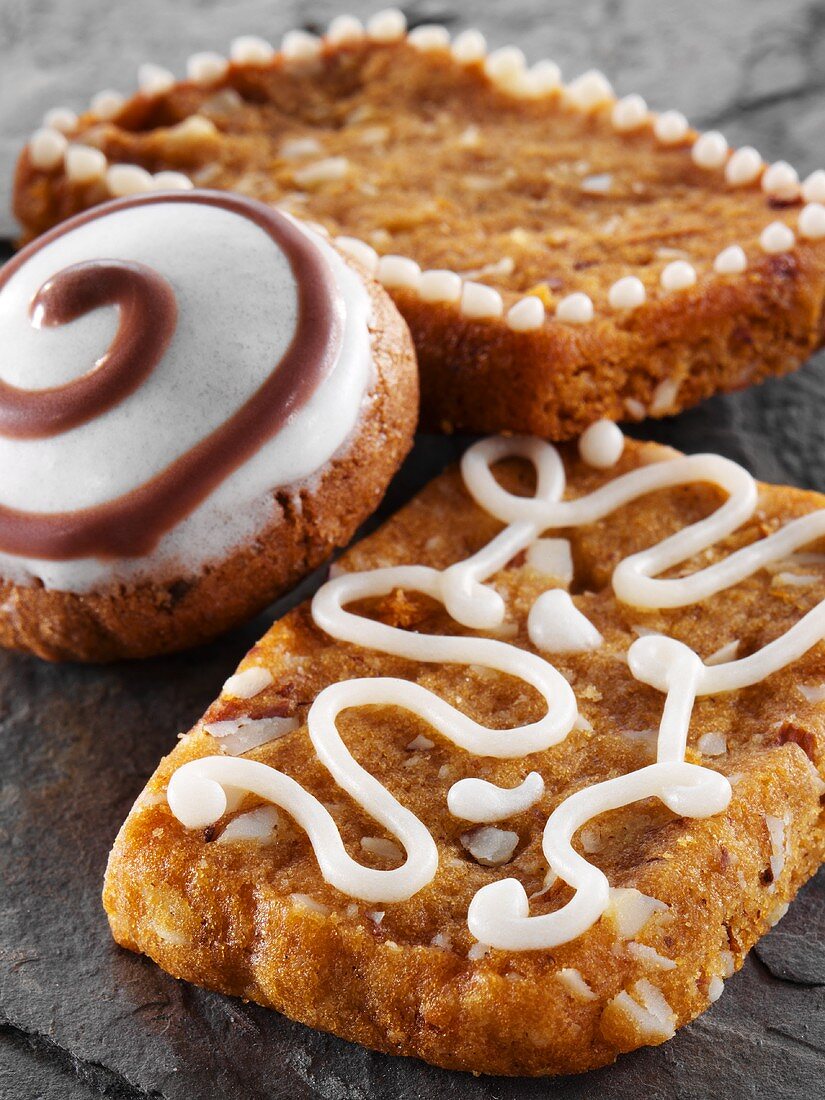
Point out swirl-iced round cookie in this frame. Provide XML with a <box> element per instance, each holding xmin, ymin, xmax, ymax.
<box><xmin>0</xmin><ymin>190</ymin><xmax>417</xmax><ymax>660</ymax></box>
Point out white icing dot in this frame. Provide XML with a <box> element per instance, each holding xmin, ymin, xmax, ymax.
<box><xmin>653</xmin><ymin>110</ymin><xmax>689</xmax><ymax>144</ymax></box>
<box><xmin>407</xmin><ymin>24</ymin><xmax>450</xmax><ymax>50</ymax></box>
<box><xmin>43</xmin><ymin>107</ymin><xmax>78</xmax><ymax>134</ymax></box>
<box><xmin>28</xmin><ymin>128</ymin><xmax>68</xmax><ymax>170</ymax></box>
<box><xmin>761</xmin><ymin>161</ymin><xmax>800</xmax><ymax>201</ymax></box>
<box><xmin>798</xmin><ymin>203</ymin><xmax>825</xmax><ymax>240</ymax></box>
<box><xmin>525</xmin><ymin>538</ymin><xmax>574</xmax><ymax>583</ymax></box>
<box><xmin>451</xmin><ymin>28</ymin><xmax>487</xmax><ymax>63</ymax></box>
<box><xmin>293</xmin><ymin>157</ymin><xmax>350</xmax><ymax>186</ymax></box>
<box><xmin>528</xmin><ymin>589</ymin><xmax>603</xmax><ymax>654</ymax></box>
<box><xmin>335</xmin><ymin>236</ymin><xmax>379</xmax><ymax>274</ymax></box>
<box><xmin>555</xmin><ymin>292</ymin><xmax>594</xmax><ymax>323</ymax></box>
<box><xmin>230</xmin><ymin>35</ymin><xmax>276</xmax><ymax>64</ymax></box>
<box><xmin>725</xmin><ymin>146</ymin><xmax>762</xmax><ymax>186</ymax></box>
<box><xmin>460</xmin><ymin>281</ymin><xmax>504</xmax><ymax>320</ymax></box>
<box><xmin>222</xmin><ymin>666</ymin><xmax>273</xmax><ymax>699</ymax></box>
<box><xmin>187</xmin><ymin>51</ymin><xmax>229</xmax><ymax>85</ymax></box>
<box><xmin>802</xmin><ymin>169</ymin><xmax>825</xmax><ymax>204</ymax></box>
<box><xmin>506</xmin><ymin>296</ymin><xmax>545</xmax><ymax>331</ymax></box>
<box><xmin>566</xmin><ymin>69</ymin><xmax>614</xmax><ymax>111</ymax></box>
<box><xmin>461</xmin><ymin>825</ymin><xmax>519</xmax><ymax>866</ymax></box>
<box><xmin>608</xmin><ymin>275</ymin><xmax>646</xmax><ymax>310</ymax></box>
<box><xmin>713</xmin><ymin>244</ymin><xmax>747</xmax><ymax>275</ymax></box>
<box><xmin>527</xmin><ymin>59</ymin><xmax>562</xmax><ymax>95</ymax></box>
<box><xmin>691</xmin><ymin>130</ymin><xmax>728</xmax><ymax>169</ymax></box>
<box><xmin>612</xmin><ymin>93</ymin><xmax>648</xmax><ymax>132</ymax></box>
<box><xmin>579</xmin><ymin>420</ymin><xmax>625</xmax><ymax>469</ymax></box>
<box><xmin>138</xmin><ymin>62</ymin><xmax>175</xmax><ymax>95</ymax></box>
<box><xmin>660</xmin><ymin>260</ymin><xmax>697</xmax><ymax>291</ymax></box>
<box><xmin>419</xmin><ymin>269</ymin><xmax>462</xmax><ymax>303</ymax></box>
<box><xmin>152</xmin><ymin>171</ymin><xmax>194</xmax><ymax>191</ymax></box>
<box><xmin>64</xmin><ymin>144</ymin><xmax>107</xmax><ymax>183</ymax></box>
<box><xmin>90</xmin><ymin>89</ymin><xmax>125</xmax><ymax>120</ymax></box>
<box><xmin>760</xmin><ymin>221</ymin><xmax>795</xmax><ymax>254</ymax></box>
<box><xmin>377</xmin><ymin>254</ymin><xmax>421</xmax><ymax>290</ymax></box>
<box><xmin>281</xmin><ymin>30</ymin><xmax>323</xmax><ymax>61</ymax></box>
<box><xmin>366</xmin><ymin>8</ymin><xmax>407</xmax><ymax>42</ymax></box>
<box><xmin>484</xmin><ymin>46</ymin><xmax>527</xmax><ymax>85</ymax></box>
<box><xmin>326</xmin><ymin>15</ymin><xmax>365</xmax><ymax>44</ymax></box>
<box><xmin>105</xmin><ymin>163</ymin><xmax>154</xmax><ymax>196</ymax></box>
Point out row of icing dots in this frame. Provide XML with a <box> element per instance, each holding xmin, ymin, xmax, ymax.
<box><xmin>25</xmin><ymin>11</ymin><xmax>825</xmax><ymax>331</ymax></box>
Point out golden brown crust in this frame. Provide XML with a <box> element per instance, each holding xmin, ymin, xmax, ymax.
<box><xmin>0</xmin><ymin>268</ymin><xmax>417</xmax><ymax>661</ymax></box>
<box><xmin>13</xmin><ymin>39</ymin><xmax>825</xmax><ymax>438</ymax></box>
<box><xmin>103</xmin><ymin>440</ymin><xmax>825</xmax><ymax>1075</ymax></box>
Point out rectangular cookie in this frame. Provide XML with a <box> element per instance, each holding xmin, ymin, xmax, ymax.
<box><xmin>103</xmin><ymin>430</ymin><xmax>825</xmax><ymax>1076</ymax></box>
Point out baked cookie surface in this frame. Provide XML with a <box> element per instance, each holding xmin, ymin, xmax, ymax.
<box><xmin>103</xmin><ymin>427</ymin><xmax>825</xmax><ymax>1076</ymax></box>
<box><xmin>0</xmin><ymin>188</ymin><xmax>417</xmax><ymax>661</ymax></box>
<box><xmin>13</xmin><ymin>13</ymin><xmax>825</xmax><ymax>438</ymax></box>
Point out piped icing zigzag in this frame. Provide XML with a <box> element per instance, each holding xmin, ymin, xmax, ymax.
<box><xmin>167</xmin><ymin>427</ymin><xmax>825</xmax><ymax>951</ymax></box>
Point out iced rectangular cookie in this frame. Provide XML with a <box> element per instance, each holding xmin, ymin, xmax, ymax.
<box><xmin>103</xmin><ymin>428</ymin><xmax>825</xmax><ymax>1076</ymax></box>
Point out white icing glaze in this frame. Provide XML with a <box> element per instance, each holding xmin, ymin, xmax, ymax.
<box><xmin>448</xmin><ymin>772</ymin><xmax>545</xmax><ymax>822</ymax></box>
<box><xmin>0</xmin><ymin>200</ymin><xmax>373</xmax><ymax>590</ymax></box>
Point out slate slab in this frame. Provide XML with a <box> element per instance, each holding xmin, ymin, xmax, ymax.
<box><xmin>1</xmin><ymin>1</ymin><xmax>825</xmax><ymax>1096</ymax></box>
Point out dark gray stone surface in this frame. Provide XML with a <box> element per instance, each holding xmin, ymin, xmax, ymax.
<box><xmin>1</xmin><ymin>2</ymin><xmax>825</xmax><ymax>1097</ymax></box>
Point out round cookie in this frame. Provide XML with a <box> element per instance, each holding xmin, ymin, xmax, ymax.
<box><xmin>0</xmin><ymin>190</ymin><xmax>417</xmax><ymax>661</ymax></box>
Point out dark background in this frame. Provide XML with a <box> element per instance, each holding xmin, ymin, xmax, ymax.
<box><xmin>1</xmin><ymin>2</ymin><xmax>824</xmax><ymax>1097</ymax></box>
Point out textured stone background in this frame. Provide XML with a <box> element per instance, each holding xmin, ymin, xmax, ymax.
<box><xmin>1</xmin><ymin>1</ymin><xmax>825</xmax><ymax>1097</ymax></box>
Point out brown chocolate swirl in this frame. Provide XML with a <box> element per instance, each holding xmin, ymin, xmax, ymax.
<box><xmin>0</xmin><ymin>260</ymin><xmax>177</xmax><ymax>439</ymax></box>
<box><xmin>0</xmin><ymin>191</ymin><xmax>343</xmax><ymax>561</ymax></box>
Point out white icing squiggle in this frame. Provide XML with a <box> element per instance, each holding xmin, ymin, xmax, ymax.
<box><xmin>167</xmin><ymin>433</ymin><xmax>825</xmax><ymax>950</ymax></box>
<box><xmin>448</xmin><ymin>772</ymin><xmax>545</xmax><ymax>822</ymax></box>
